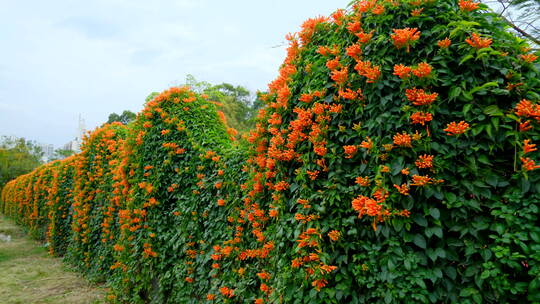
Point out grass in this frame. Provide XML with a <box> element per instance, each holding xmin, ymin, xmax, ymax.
<box><xmin>0</xmin><ymin>215</ymin><xmax>106</xmax><ymax>304</ymax></box>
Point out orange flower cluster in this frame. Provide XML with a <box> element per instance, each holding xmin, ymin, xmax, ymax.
<box><xmin>343</xmin><ymin>145</ymin><xmax>358</xmax><ymax>158</ymax></box>
<box><xmin>515</xmin><ymin>99</ymin><xmax>540</xmax><ymax>120</ymax></box>
<box><xmin>437</xmin><ymin>37</ymin><xmax>451</xmax><ymax>48</ymax></box>
<box><xmin>355</xmin><ymin>60</ymin><xmax>381</xmax><ymax>83</ymax></box>
<box><xmin>412</xmin><ymin>62</ymin><xmax>432</xmax><ymax>78</ymax></box>
<box><xmin>410</xmin><ymin>111</ymin><xmax>433</xmax><ymax>125</ymax></box>
<box><xmin>391</xmin><ymin>28</ymin><xmax>421</xmax><ymax>52</ymax></box>
<box><xmin>520</xmin><ymin>54</ymin><xmax>538</xmax><ymax>63</ymax></box>
<box><xmin>444</xmin><ymin>121</ymin><xmax>470</xmax><ymax>135</ymax></box>
<box><xmin>405</xmin><ymin>88</ymin><xmax>438</xmax><ymax>106</ymax></box>
<box><xmin>415</xmin><ymin>154</ymin><xmax>434</xmax><ymax>169</ymax></box>
<box><xmin>465</xmin><ymin>33</ymin><xmax>492</xmax><ymax>49</ymax></box>
<box><xmin>459</xmin><ymin>0</ymin><xmax>480</xmax><ymax>11</ymax></box>
<box><xmin>393</xmin><ymin>132</ymin><xmax>412</xmax><ymax>147</ymax></box>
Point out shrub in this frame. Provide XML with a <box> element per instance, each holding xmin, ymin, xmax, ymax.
<box><xmin>1</xmin><ymin>0</ymin><xmax>539</xmax><ymax>303</ymax></box>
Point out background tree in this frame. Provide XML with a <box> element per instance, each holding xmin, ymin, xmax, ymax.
<box><xmin>106</xmin><ymin>110</ymin><xmax>136</xmax><ymax>125</ymax></box>
<box><xmin>485</xmin><ymin>0</ymin><xmax>540</xmax><ymax>46</ymax></box>
<box><xmin>182</xmin><ymin>75</ymin><xmax>259</xmax><ymax>133</ymax></box>
<box><xmin>0</xmin><ymin>136</ymin><xmax>43</xmax><ymax>188</ymax></box>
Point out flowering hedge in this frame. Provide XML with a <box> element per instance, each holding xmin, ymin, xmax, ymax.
<box><xmin>2</xmin><ymin>0</ymin><xmax>540</xmax><ymax>303</ymax></box>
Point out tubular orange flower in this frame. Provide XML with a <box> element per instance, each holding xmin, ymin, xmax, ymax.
<box><xmin>326</xmin><ymin>57</ymin><xmax>341</xmax><ymax>70</ymax></box>
<box><xmin>346</xmin><ymin>44</ymin><xmax>362</xmax><ymax>60</ymax></box>
<box><xmin>465</xmin><ymin>33</ymin><xmax>492</xmax><ymax>49</ymax></box>
<box><xmin>459</xmin><ymin>0</ymin><xmax>480</xmax><ymax>11</ymax></box>
<box><xmin>393</xmin><ymin>132</ymin><xmax>412</xmax><ymax>147</ymax></box>
<box><xmin>410</xmin><ymin>111</ymin><xmax>433</xmax><ymax>125</ymax></box>
<box><xmin>515</xmin><ymin>99</ymin><xmax>540</xmax><ymax>118</ymax></box>
<box><xmin>352</xmin><ymin>195</ymin><xmax>382</xmax><ymax>217</ymax></box>
<box><xmin>405</xmin><ymin>88</ymin><xmax>438</xmax><ymax>106</ymax></box>
<box><xmin>443</xmin><ymin>121</ymin><xmax>470</xmax><ymax>135</ymax></box>
<box><xmin>401</xmin><ymin>167</ymin><xmax>410</xmax><ymax>175</ymax></box>
<box><xmin>521</xmin><ymin>157</ymin><xmax>540</xmax><ymax>171</ymax></box>
<box><xmin>312</xmin><ymin>279</ymin><xmax>328</xmax><ymax>291</ymax></box>
<box><xmin>520</xmin><ymin>54</ymin><xmax>538</xmax><ymax>63</ymax></box>
<box><xmin>355</xmin><ymin>176</ymin><xmax>370</xmax><ymax>186</ymax></box>
<box><xmin>391</xmin><ymin>28</ymin><xmax>421</xmax><ymax>52</ymax></box>
<box><xmin>273</xmin><ymin>181</ymin><xmax>290</xmax><ymax>191</ymax></box>
<box><xmin>207</xmin><ymin>294</ymin><xmax>216</xmax><ymax>300</ymax></box>
<box><xmin>412</xmin><ymin>62</ymin><xmax>432</xmax><ymax>78</ymax></box>
<box><xmin>393</xmin><ymin>184</ymin><xmax>410</xmax><ymax>195</ymax></box>
<box><xmin>437</xmin><ymin>37</ymin><xmax>451</xmax><ymax>48</ymax></box>
<box><xmin>360</xmin><ymin>136</ymin><xmax>374</xmax><ymax>150</ymax></box>
<box><xmin>219</xmin><ymin>287</ymin><xmax>234</xmax><ymax>298</ymax></box>
<box><xmin>415</xmin><ymin>154</ymin><xmax>434</xmax><ymax>168</ymax></box>
<box><xmin>354</xmin><ymin>60</ymin><xmax>381</xmax><ymax>83</ymax></box>
<box><xmin>410</xmin><ymin>174</ymin><xmax>432</xmax><ymax>186</ymax></box>
<box><xmin>519</xmin><ymin>120</ymin><xmax>532</xmax><ymax>132</ymax></box>
<box><xmin>393</xmin><ymin>64</ymin><xmax>412</xmax><ymax>79</ymax></box>
<box><xmin>523</xmin><ymin>139</ymin><xmax>537</xmax><ymax>154</ymax></box>
<box><xmin>411</xmin><ymin>7</ymin><xmax>424</xmax><ymax>16</ymax></box>
<box><xmin>328</xmin><ymin>230</ymin><xmax>341</xmax><ymax>241</ymax></box>
<box><xmin>331</xmin><ymin>67</ymin><xmax>349</xmax><ymax>85</ymax></box>
<box><xmin>343</xmin><ymin>145</ymin><xmax>358</xmax><ymax>158</ymax></box>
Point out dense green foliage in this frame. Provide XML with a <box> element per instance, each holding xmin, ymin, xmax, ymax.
<box><xmin>0</xmin><ymin>136</ymin><xmax>43</xmax><ymax>188</ymax></box>
<box><xmin>1</xmin><ymin>0</ymin><xmax>540</xmax><ymax>303</ymax></box>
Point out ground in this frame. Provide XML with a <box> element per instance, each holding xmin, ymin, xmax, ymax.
<box><xmin>0</xmin><ymin>216</ymin><xmax>105</xmax><ymax>304</ymax></box>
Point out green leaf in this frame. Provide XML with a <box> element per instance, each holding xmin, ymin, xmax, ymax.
<box><xmin>429</xmin><ymin>208</ymin><xmax>440</xmax><ymax>219</ymax></box>
<box><xmin>414</xmin><ymin>234</ymin><xmax>427</xmax><ymax>249</ymax></box>
<box><xmin>483</xmin><ymin>105</ymin><xmax>504</xmax><ymax>116</ymax></box>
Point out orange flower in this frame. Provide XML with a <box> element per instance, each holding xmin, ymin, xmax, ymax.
<box><xmin>306</xmin><ymin>170</ymin><xmax>319</xmax><ymax>180</ymax></box>
<box><xmin>257</xmin><ymin>271</ymin><xmax>271</xmax><ymax>281</ymax></box>
<box><xmin>346</xmin><ymin>44</ymin><xmax>362</xmax><ymax>60</ymax></box>
<box><xmin>381</xmin><ymin>165</ymin><xmax>390</xmax><ymax>173</ymax></box>
<box><xmin>219</xmin><ymin>287</ymin><xmax>234</xmax><ymax>298</ymax></box>
<box><xmin>360</xmin><ymin>136</ymin><xmax>374</xmax><ymax>150</ymax></box>
<box><xmin>515</xmin><ymin>99</ymin><xmax>540</xmax><ymax>118</ymax></box>
<box><xmin>401</xmin><ymin>167</ymin><xmax>410</xmax><ymax>175</ymax></box>
<box><xmin>355</xmin><ymin>176</ymin><xmax>370</xmax><ymax>186</ymax></box>
<box><xmin>521</xmin><ymin>157</ymin><xmax>540</xmax><ymax>171</ymax></box>
<box><xmin>113</xmin><ymin>244</ymin><xmax>125</xmax><ymax>252</ymax></box>
<box><xmin>355</xmin><ymin>30</ymin><xmax>374</xmax><ymax>44</ymax></box>
<box><xmin>328</xmin><ymin>230</ymin><xmax>341</xmax><ymax>241</ymax></box>
<box><xmin>406</xmin><ymin>88</ymin><xmax>438</xmax><ymax>106</ymax></box>
<box><xmin>185</xmin><ymin>277</ymin><xmax>194</xmax><ymax>283</ymax></box>
<box><xmin>338</xmin><ymin>88</ymin><xmax>360</xmax><ymax>100</ymax></box>
<box><xmin>352</xmin><ymin>195</ymin><xmax>382</xmax><ymax>217</ymax></box>
<box><xmin>412</xmin><ymin>62</ymin><xmax>432</xmax><ymax>78</ymax></box>
<box><xmin>207</xmin><ymin>294</ymin><xmax>216</xmax><ymax>300</ymax></box>
<box><xmin>331</xmin><ymin>67</ymin><xmax>349</xmax><ymax>85</ymax></box>
<box><xmin>520</xmin><ymin>54</ymin><xmax>538</xmax><ymax>63</ymax></box>
<box><xmin>519</xmin><ymin>121</ymin><xmax>532</xmax><ymax>132</ymax></box>
<box><xmin>326</xmin><ymin>57</ymin><xmax>341</xmax><ymax>70</ymax></box>
<box><xmin>393</xmin><ymin>184</ymin><xmax>410</xmax><ymax>195</ymax></box>
<box><xmin>410</xmin><ymin>174</ymin><xmax>432</xmax><ymax>186</ymax></box>
<box><xmin>255</xmin><ymin>299</ymin><xmax>264</xmax><ymax>304</ymax></box>
<box><xmin>411</xmin><ymin>7</ymin><xmax>423</xmax><ymax>16</ymax></box>
<box><xmin>274</xmin><ymin>181</ymin><xmax>290</xmax><ymax>191</ymax></box>
<box><xmin>217</xmin><ymin>199</ymin><xmax>226</xmax><ymax>206</ymax></box>
<box><xmin>410</xmin><ymin>111</ymin><xmax>433</xmax><ymax>125</ymax></box>
<box><xmin>393</xmin><ymin>64</ymin><xmax>412</xmax><ymax>79</ymax></box>
<box><xmin>415</xmin><ymin>154</ymin><xmax>434</xmax><ymax>168</ymax></box>
<box><xmin>459</xmin><ymin>0</ymin><xmax>480</xmax><ymax>11</ymax></box>
<box><xmin>465</xmin><ymin>33</ymin><xmax>492</xmax><ymax>49</ymax></box>
<box><xmin>444</xmin><ymin>121</ymin><xmax>470</xmax><ymax>135</ymax></box>
<box><xmin>299</xmin><ymin>93</ymin><xmax>314</xmax><ymax>103</ymax></box>
<box><xmin>437</xmin><ymin>37</ymin><xmax>451</xmax><ymax>48</ymax></box>
<box><xmin>391</xmin><ymin>28</ymin><xmax>421</xmax><ymax>52</ymax></box>
<box><xmin>393</xmin><ymin>132</ymin><xmax>412</xmax><ymax>147</ymax></box>
<box><xmin>524</xmin><ymin>139</ymin><xmax>537</xmax><ymax>154</ymax></box>
<box><xmin>355</xmin><ymin>60</ymin><xmax>381</xmax><ymax>83</ymax></box>
<box><xmin>312</xmin><ymin>279</ymin><xmax>328</xmax><ymax>291</ymax></box>
<box><xmin>372</xmin><ymin>4</ymin><xmax>385</xmax><ymax>14</ymax></box>
<box><xmin>343</xmin><ymin>145</ymin><xmax>358</xmax><ymax>158</ymax></box>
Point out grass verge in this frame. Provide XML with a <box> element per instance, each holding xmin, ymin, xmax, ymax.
<box><xmin>0</xmin><ymin>215</ymin><xmax>106</xmax><ymax>304</ymax></box>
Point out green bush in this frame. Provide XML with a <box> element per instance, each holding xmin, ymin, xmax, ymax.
<box><xmin>1</xmin><ymin>0</ymin><xmax>539</xmax><ymax>303</ymax></box>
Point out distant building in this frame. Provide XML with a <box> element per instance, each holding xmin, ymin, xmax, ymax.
<box><xmin>63</xmin><ymin>115</ymin><xmax>86</xmax><ymax>154</ymax></box>
<box><xmin>38</xmin><ymin>143</ymin><xmax>55</xmax><ymax>163</ymax></box>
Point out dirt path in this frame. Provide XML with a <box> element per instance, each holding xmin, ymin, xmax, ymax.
<box><xmin>0</xmin><ymin>216</ymin><xmax>106</xmax><ymax>304</ymax></box>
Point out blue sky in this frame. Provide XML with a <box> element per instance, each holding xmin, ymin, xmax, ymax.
<box><xmin>0</xmin><ymin>0</ymin><xmax>350</xmax><ymax>147</ymax></box>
